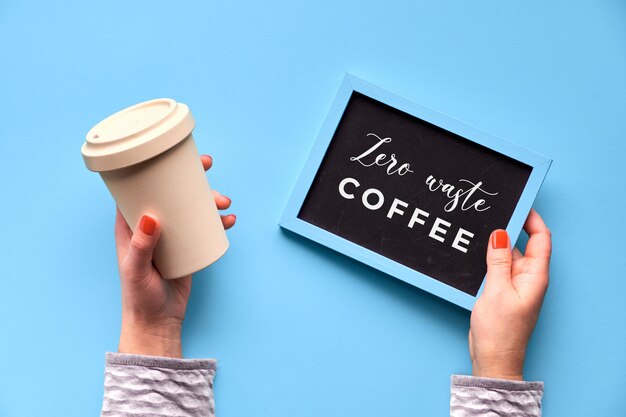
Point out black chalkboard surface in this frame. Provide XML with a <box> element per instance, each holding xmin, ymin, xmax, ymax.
<box><xmin>297</xmin><ymin>92</ymin><xmax>531</xmax><ymax>296</ymax></box>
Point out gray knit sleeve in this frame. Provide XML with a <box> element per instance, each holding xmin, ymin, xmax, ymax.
<box><xmin>101</xmin><ymin>352</ymin><xmax>216</xmax><ymax>417</ymax></box>
<box><xmin>450</xmin><ymin>375</ymin><xmax>543</xmax><ymax>417</ymax></box>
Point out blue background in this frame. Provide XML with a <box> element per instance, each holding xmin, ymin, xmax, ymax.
<box><xmin>0</xmin><ymin>1</ymin><xmax>624</xmax><ymax>416</ymax></box>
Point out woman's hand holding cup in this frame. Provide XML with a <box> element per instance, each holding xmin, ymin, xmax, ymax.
<box><xmin>115</xmin><ymin>155</ymin><xmax>235</xmax><ymax>358</ymax></box>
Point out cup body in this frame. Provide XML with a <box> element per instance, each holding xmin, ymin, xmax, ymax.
<box><xmin>100</xmin><ymin>133</ymin><xmax>229</xmax><ymax>278</ymax></box>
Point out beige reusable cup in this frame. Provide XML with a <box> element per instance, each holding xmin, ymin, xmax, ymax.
<box><xmin>81</xmin><ymin>98</ymin><xmax>229</xmax><ymax>279</ymax></box>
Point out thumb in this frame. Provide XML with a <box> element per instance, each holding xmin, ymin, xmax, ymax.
<box><xmin>125</xmin><ymin>214</ymin><xmax>161</xmax><ymax>278</ymax></box>
<box><xmin>484</xmin><ymin>229</ymin><xmax>513</xmax><ymax>293</ymax></box>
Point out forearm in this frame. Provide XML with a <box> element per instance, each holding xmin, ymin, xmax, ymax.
<box><xmin>101</xmin><ymin>352</ymin><xmax>216</xmax><ymax>417</ymax></box>
<box><xmin>450</xmin><ymin>375</ymin><xmax>543</xmax><ymax>417</ymax></box>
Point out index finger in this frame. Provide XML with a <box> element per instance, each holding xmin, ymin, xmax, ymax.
<box><xmin>523</xmin><ymin>209</ymin><xmax>552</xmax><ymax>260</ymax></box>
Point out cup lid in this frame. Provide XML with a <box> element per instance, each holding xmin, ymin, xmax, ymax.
<box><xmin>82</xmin><ymin>98</ymin><xmax>195</xmax><ymax>171</ymax></box>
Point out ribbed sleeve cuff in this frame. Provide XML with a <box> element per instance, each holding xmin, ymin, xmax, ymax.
<box><xmin>105</xmin><ymin>352</ymin><xmax>216</xmax><ymax>371</ymax></box>
<box><xmin>451</xmin><ymin>375</ymin><xmax>544</xmax><ymax>392</ymax></box>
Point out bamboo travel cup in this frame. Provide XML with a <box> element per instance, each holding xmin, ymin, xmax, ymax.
<box><xmin>81</xmin><ymin>98</ymin><xmax>229</xmax><ymax>278</ymax></box>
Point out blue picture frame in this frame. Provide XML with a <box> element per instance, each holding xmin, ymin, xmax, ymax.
<box><xmin>280</xmin><ymin>74</ymin><xmax>552</xmax><ymax>310</ymax></box>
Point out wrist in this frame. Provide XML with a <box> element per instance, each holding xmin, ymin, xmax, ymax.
<box><xmin>471</xmin><ymin>357</ymin><xmax>524</xmax><ymax>381</ymax></box>
<box><xmin>119</xmin><ymin>317</ymin><xmax>183</xmax><ymax>358</ymax></box>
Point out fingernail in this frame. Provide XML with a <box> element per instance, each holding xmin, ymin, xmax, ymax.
<box><xmin>140</xmin><ymin>215</ymin><xmax>156</xmax><ymax>236</ymax></box>
<box><xmin>224</xmin><ymin>196</ymin><xmax>232</xmax><ymax>204</ymax></box>
<box><xmin>492</xmin><ymin>230</ymin><xmax>508</xmax><ymax>249</ymax></box>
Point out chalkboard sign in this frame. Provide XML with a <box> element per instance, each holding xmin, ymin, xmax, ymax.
<box><xmin>280</xmin><ymin>75</ymin><xmax>551</xmax><ymax>310</ymax></box>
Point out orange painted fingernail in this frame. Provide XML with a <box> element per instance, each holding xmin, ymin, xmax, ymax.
<box><xmin>140</xmin><ymin>215</ymin><xmax>156</xmax><ymax>236</ymax></box>
<box><xmin>492</xmin><ymin>230</ymin><xmax>508</xmax><ymax>249</ymax></box>
<box><xmin>201</xmin><ymin>155</ymin><xmax>212</xmax><ymax>168</ymax></box>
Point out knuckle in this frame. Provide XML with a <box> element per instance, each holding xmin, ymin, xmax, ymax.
<box><xmin>489</xmin><ymin>256</ymin><xmax>511</xmax><ymax>269</ymax></box>
<box><xmin>130</xmin><ymin>235</ymin><xmax>153</xmax><ymax>255</ymax></box>
<box><xmin>119</xmin><ymin>261</ymin><xmax>151</xmax><ymax>282</ymax></box>
<box><xmin>119</xmin><ymin>262</ymin><xmax>135</xmax><ymax>279</ymax></box>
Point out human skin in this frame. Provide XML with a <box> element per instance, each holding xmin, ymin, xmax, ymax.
<box><xmin>469</xmin><ymin>209</ymin><xmax>552</xmax><ymax>380</ymax></box>
<box><xmin>115</xmin><ymin>155</ymin><xmax>235</xmax><ymax>358</ymax></box>
<box><xmin>114</xmin><ymin>160</ymin><xmax>551</xmax><ymax>382</ymax></box>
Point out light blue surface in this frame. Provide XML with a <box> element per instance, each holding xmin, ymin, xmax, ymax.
<box><xmin>0</xmin><ymin>1</ymin><xmax>625</xmax><ymax>415</ymax></box>
<box><xmin>280</xmin><ymin>74</ymin><xmax>552</xmax><ymax>310</ymax></box>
